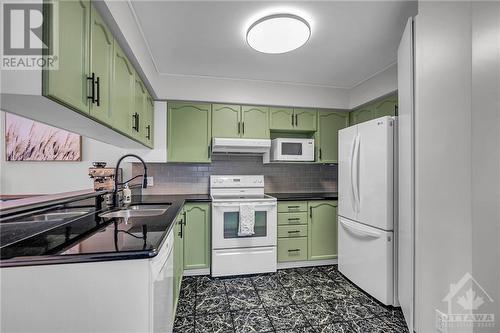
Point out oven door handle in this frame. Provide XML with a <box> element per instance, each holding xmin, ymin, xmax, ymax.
<box><xmin>212</xmin><ymin>202</ymin><xmax>276</xmax><ymax>208</ymax></box>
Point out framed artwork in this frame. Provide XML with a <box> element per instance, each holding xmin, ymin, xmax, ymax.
<box><xmin>5</xmin><ymin>113</ymin><xmax>82</xmax><ymax>161</ymax></box>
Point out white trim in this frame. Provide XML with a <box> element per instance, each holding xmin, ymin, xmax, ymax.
<box><xmin>277</xmin><ymin>259</ymin><xmax>338</xmax><ymax>270</ymax></box>
<box><xmin>183</xmin><ymin>268</ymin><xmax>210</xmax><ymax>276</ymax></box>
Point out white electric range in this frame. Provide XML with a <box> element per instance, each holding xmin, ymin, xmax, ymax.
<box><xmin>210</xmin><ymin>175</ymin><xmax>277</xmax><ymax>277</ymax></box>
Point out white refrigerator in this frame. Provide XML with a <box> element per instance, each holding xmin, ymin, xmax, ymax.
<box><xmin>338</xmin><ymin>116</ymin><xmax>397</xmax><ymax>306</ymax></box>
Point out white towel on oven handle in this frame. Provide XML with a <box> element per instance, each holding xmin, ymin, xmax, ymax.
<box><xmin>238</xmin><ymin>203</ymin><xmax>255</xmax><ymax>236</ymax></box>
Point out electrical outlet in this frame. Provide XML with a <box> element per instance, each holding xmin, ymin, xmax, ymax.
<box><xmin>146</xmin><ymin>176</ymin><xmax>154</xmax><ymax>187</ymax></box>
<box><xmin>435</xmin><ymin>309</ymin><xmax>448</xmax><ymax>333</ymax></box>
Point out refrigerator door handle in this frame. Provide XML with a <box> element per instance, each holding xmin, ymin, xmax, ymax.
<box><xmin>352</xmin><ymin>134</ymin><xmax>361</xmax><ymax>212</ymax></box>
<box><xmin>350</xmin><ymin>135</ymin><xmax>357</xmax><ymax>212</ymax></box>
<box><xmin>339</xmin><ymin>219</ymin><xmax>381</xmax><ymax>238</ymax></box>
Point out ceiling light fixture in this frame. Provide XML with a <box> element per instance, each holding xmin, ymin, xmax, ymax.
<box><xmin>246</xmin><ymin>14</ymin><xmax>311</xmax><ymax>54</ymax></box>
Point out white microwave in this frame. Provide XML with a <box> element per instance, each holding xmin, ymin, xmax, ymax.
<box><xmin>271</xmin><ymin>138</ymin><xmax>315</xmax><ymax>161</ymax></box>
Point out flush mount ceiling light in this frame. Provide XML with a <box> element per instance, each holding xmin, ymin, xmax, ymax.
<box><xmin>246</xmin><ymin>14</ymin><xmax>311</xmax><ymax>54</ymax></box>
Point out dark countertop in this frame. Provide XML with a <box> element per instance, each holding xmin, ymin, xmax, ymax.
<box><xmin>0</xmin><ymin>194</ymin><xmax>210</xmax><ymax>268</ymax></box>
<box><xmin>269</xmin><ymin>192</ymin><xmax>338</xmax><ymax>201</ymax></box>
<box><xmin>0</xmin><ymin>191</ymin><xmax>336</xmax><ymax>268</ymax></box>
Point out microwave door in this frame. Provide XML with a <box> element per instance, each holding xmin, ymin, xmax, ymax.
<box><xmin>281</xmin><ymin>142</ymin><xmax>303</xmax><ymax>160</ymax></box>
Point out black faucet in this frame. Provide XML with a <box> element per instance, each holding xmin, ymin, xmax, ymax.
<box><xmin>113</xmin><ymin>154</ymin><xmax>148</xmax><ymax>208</ymax></box>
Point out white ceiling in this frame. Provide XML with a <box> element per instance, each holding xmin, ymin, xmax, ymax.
<box><xmin>130</xmin><ymin>1</ymin><xmax>416</xmax><ymax>89</ymax></box>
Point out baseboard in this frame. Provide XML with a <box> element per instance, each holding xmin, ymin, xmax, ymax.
<box><xmin>277</xmin><ymin>258</ymin><xmax>338</xmax><ymax>270</ymax></box>
<box><xmin>183</xmin><ymin>268</ymin><xmax>210</xmax><ymax>276</ymax></box>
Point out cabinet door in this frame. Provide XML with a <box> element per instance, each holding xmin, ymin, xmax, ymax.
<box><xmin>43</xmin><ymin>0</ymin><xmax>90</xmax><ymax>114</ymax></box>
<box><xmin>167</xmin><ymin>102</ymin><xmax>212</xmax><ymax>163</ymax></box>
<box><xmin>89</xmin><ymin>5</ymin><xmax>113</xmax><ymax>123</ymax></box>
<box><xmin>308</xmin><ymin>201</ymin><xmax>338</xmax><ymax>260</ymax></box>
<box><xmin>294</xmin><ymin>108</ymin><xmax>317</xmax><ymax>132</ymax></box>
<box><xmin>317</xmin><ymin>111</ymin><xmax>349</xmax><ymax>163</ymax></box>
<box><xmin>212</xmin><ymin>104</ymin><xmax>241</xmax><ymax>138</ymax></box>
<box><xmin>173</xmin><ymin>215</ymin><xmax>184</xmax><ymax>314</ymax></box>
<box><xmin>373</xmin><ymin>95</ymin><xmax>398</xmax><ymax>119</ymax></box>
<box><xmin>111</xmin><ymin>41</ymin><xmax>135</xmax><ymax>135</ymax></box>
<box><xmin>183</xmin><ymin>203</ymin><xmax>211</xmax><ymax>270</ymax></box>
<box><xmin>270</xmin><ymin>107</ymin><xmax>294</xmax><ymax>131</ymax></box>
<box><xmin>241</xmin><ymin>106</ymin><xmax>269</xmax><ymax>139</ymax></box>
<box><xmin>133</xmin><ymin>73</ymin><xmax>147</xmax><ymax>141</ymax></box>
<box><xmin>349</xmin><ymin>107</ymin><xmax>373</xmax><ymax>125</ymax></box>
<box><xmin>144</xmin><ymin>94</ymin><xmax>154</xmax><ymax>148</ymax></box>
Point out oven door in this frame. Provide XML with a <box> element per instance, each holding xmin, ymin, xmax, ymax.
<box><xmin>212</xmin><ymin>201</ymin><xmax>277</xmax><ymax>249</ymax></box>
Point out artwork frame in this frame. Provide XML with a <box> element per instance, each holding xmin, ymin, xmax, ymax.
<box><xmin>4</xmin><ymin>113</ymin><xmax>82</xmax><ymax>162</ymax></box>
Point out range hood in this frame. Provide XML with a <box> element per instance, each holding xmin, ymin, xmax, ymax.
<box><xmin>212</xmin><ymin>138</ymin><xmax>271</xmax><ymax>154</ymax></box>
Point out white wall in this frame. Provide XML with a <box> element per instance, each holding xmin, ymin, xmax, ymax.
<box><xmin>0</xmin><ymin>111</ymin><xmax>127</xmax><ymax>195</ymax></box>
<box><xmin>349</xmin><ymin>64</ymin><xmax>397</xmax><ymax>109</ymax></box>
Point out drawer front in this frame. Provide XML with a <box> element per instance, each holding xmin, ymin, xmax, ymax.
<box><xmin>278</xmin><ymin>212</ymin><xmax>308</xmax><ymax>225</ymax></box>
<box><xmin>278</xmin><ymin>201</ymin><xmax>308</xmax><ymax>213</ymax></box>
<box><xmin>278</xmin><ymin>225</ymin><xmax>308</xmax><ymax>238</ymax></box>
<box><xmin>278</xmin><ymin>237</ymin><xmax>308</xmax><ymax>262</ymax></box>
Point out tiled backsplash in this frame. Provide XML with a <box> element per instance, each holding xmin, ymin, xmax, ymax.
<box><xmin>133</xmin><ymin>155</ymin><xmax>337</xmax><ymax>195</ymax></box>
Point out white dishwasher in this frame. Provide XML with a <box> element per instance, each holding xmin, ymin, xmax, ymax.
<box><xmin>151</xmin><ymin>231</ymin><xmax>174</xmax><ymax>333</ymax></box>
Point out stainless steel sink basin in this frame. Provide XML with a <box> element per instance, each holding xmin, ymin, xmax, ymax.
<box><xmin>31</xmin><ymin>211</ymin><xmax>92</xmax><ymax>221</ymax></box>
<box><xmin>99</xmin><ymin>204</ymin><xmax>169</xmax><ymax>220</ymax></box>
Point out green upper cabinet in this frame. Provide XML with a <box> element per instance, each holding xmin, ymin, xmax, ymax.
<box><xmin>293</xmin><ymin>108</ymin><xmax>317</xmax><ymax>132</ymax></box>
<box><xmin>308</xmin><ymin>201</ymin><xmax>338</xmax><ymax>260</ymax></box>
<box><xmin>270</xmin><ymin>107</ymin><xmax>317</xmax><ymax>132</ymax></box>
<box><xmin>212</xmin><ymin>104</ymin><xmax>241</xmax><ymax>138</ymax></box>
<box><xmin>316</xmin><ymin>111</ymin><xmax>349</xmax><ymax>163</ymax></box>
<box><xmin>88</xmin><ymin>5</ymin><xmax>113</xmax><ymax>123</ymax></box>
<box><xmin>241</xmin><ymin>106</ymin><xmax>269</xmax><ymax>139</ymax></box>
<box><xmin>43</xmin><ymin>0</ymin><xmax>90</xmax><ymax>114</ymax></box>
<box><xmin>350</xmin><ymin>94</ymin><xmax>398</xmax><ymax>126</ymax></box>
<box><xmin>373</xmin><ymin>95</ymin><xmax>398</xmax><ymax>118</ymax></box>
<box><xmin>183</xmin><ymin>203</ymin><xmax>211</xmax><ymax>270</ymax></box>
<box><xmin>143</xmin><ymin>94</ymin><xmax>154</xmax><ymax>147</ymax></box>
<box><xmin>270</xmin><ymin>107</ymin><xmax>294</xmax><ymax>131</ymax></box>
<box><xmin>349</xmin><ymin>106</ymin><xmax>373</xmax><ymax>126</ymax></box>
<box><xmin>133</xmin><ymin>72</ymin><xmax>147</xmax><ymax>140</ymax></box>
<box><xmin>111</xmin><ymin>41</ymin><xmax>135</xmax><ymax>135</ymax></box>
<box><xmin>173</xmin><ymin>213</ymin><xmax>184</xmax><ymax>314</ymax></box>
<box><xmin>168</xmin><ymin>102</ymin><xmax>212</xmax><ymax>163</ymax></box>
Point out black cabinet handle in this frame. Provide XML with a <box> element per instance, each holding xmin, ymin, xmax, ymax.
<box><xmin>288</xmin><ymin>249</ymin><xmax>300</xmax><ymax>252</ymax></box>
<box><xmin>242</xmin><ymin>122</ymin><xmax>245</xmax><ymax>134</ymax></box>
<box><xmin>288</xmin><ymin>205</ymin><xmax>300</xmax><ymax>209</ymax></box>
<box><xmin>319</xmin><ymin>148</ymin><xmax>322</xmax><ymax>160</ymax></box>
<box><xmin>288</xmin><ymin>230</ymin><xmax>300</xmax><ymax>234</ymax></box>
<box><xmin>137</xmin><ymin>113</ymin><xmax>140</xmax><ymax>132</ymax></box>
<box><xmin>291</xmin><ymin>114</ymin><xmax>294</xmax><ymax>126</ymax></box>
<box><xmin>295</xmin><ymin>114</ymin><xmax>298</xmax><ymax>126</ymax></box>
<box><xmin>146</xmin><ymin>125</ymin><xmax>151</xmax><ymax>139</ymax></box>
<box><xmin>87</xmin><ymin>72</ymin><xmax>96</xmax><ymax>103</ymax></box>
<box><xmin>208</xmin><ymin>145</ymin><xmax>211</xmax><ymax>158</ymax></box>
<box><xmin>132</xmin><ymin>113</ymin><xmax>137</xmax><ymax>131</ymax></box>
<box><xmin>95</xmin><ymin>76</ymin><xmax>100</xmax><ymax>106</ymax></box>
<box><xmin>395</xmin><ymin>105</ymin><xmax>398</xmax><ymax>116</ymax></box>
<box><xmin>309</xmin><ymin>207</ymin><xmax>313</xmax><ymax>219</ymax></box>
<box><xmin>238</xmin><ymin>122</ymin><xmax>241</xmax><ymax>134</ymax></box>
<box><xmin>178</xmin><ymin>219</ymin><xmax>183</xmax><ymax>238</ymax></box>
<box><xmin>287</xmin><ymin>218</ymin><xmax>300</xmax><ymax>221</ymax></box>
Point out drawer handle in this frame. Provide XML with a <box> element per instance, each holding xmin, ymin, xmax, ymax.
<box><xmin>288</xmin><ymin>230</ymin><xmax>300</xmax><ymax>234</ymax></box>
<box><xmin>288</xmin><ymin>205</ymin><xmax>300</xmax><ymax>209</ymax></box>
<box><xmin>288</xmin><ymin>249</ymin><xmax>301</xmax><ymax>252</ymax></box>
<box><xmin>288</xmin><ymin>218</ymin><xmax>300</xmax><ymax>221</ymax></box>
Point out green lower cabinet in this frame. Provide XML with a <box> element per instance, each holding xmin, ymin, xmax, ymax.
<box><xmin>241</xmin><ymin>106</ymin><xmax>270</xmax><ymax>139</ymax></box>
<box><xmin>316</xmin><ymin>111</ymin><xmax>349</xmax><ymax>163</ymax></box>
<box><xmin>278</xmin><ymin>225</ymin><xmax>308</xmax><ymax>238</ymax></box>
<box><xmin>167</xmin><ymin>102</ymin><xmax>212</xmax><ymax>163</ymax></box>
<box><xmin>173</xmin><ymin>214</ymin><xmax>184</xmax><ymax>315</ymax></box>
<box><xmin>278</xmin><ymin>237</ymin><xmax>308</xmax><ymax>262</ymax></box>
<box><xmin>183</xmin><ymin>203</ymin><xmax>211</xmax><ymax>270</ymax></box>
<box><xmin>308</xmin><ymin>201</ymin><xmax>338</xmax><ymax>261</ymax></box>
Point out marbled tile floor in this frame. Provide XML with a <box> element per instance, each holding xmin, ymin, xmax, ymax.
<box><xmin>173</xmin><ymin>265</ymin><xmax>409</xmax><ymax>333</ymax></box>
